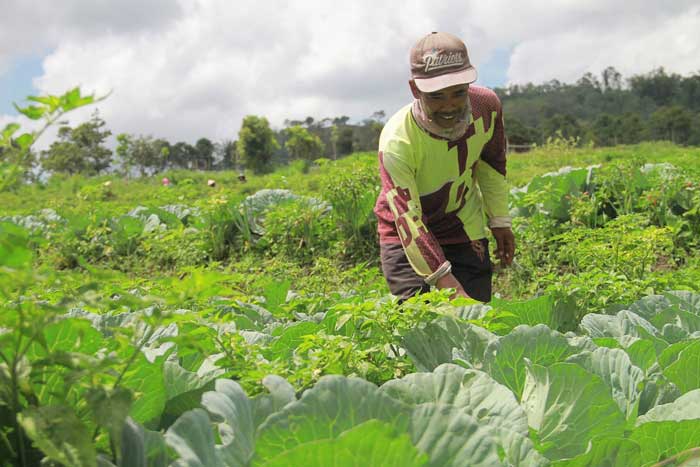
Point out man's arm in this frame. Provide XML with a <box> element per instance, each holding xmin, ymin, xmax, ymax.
<box><xmin>475</xmin><ymin>96</ymin><xmax>515</xmax><ymax>266</ymax></box>
<box><xmin>380</xmin><ymin>148</ymin><xmax>453</xmax><ymax>285</ymax></box>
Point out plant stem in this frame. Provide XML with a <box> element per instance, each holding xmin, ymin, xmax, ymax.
<box><xmin>12</xmin><ymin>301</ymin><xmax>28</xmax><ymax>467</ymax></box>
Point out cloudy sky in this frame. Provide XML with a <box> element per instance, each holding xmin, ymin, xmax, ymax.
<box><xmin>1</xmin><ymin>0</ymin><xmax>699</xmax><ymax>148</ymax></box>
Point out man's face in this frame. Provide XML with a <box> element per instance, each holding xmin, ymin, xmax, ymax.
<box><xmin>411</xmin><ymin>82</ymin><xmax>471</xmax><ymax>129</ymax></box>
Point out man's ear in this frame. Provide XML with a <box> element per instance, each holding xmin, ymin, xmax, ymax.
<box><xmin>408</xmin><ymin>80</ymin><xmax>421</xmax><ymax>99</ymax></box>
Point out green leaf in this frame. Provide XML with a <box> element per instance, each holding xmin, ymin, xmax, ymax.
<box><xmin>26</xmin><ymin>94</ymin><xmax>58</xmax><ymax>107</ymax></box>
<box><xmin>26</xmin><ymin>318</ymin><xmax>105</xmax><ymax>405</ymax></box>
<box><xmin>580</xmin><ymin>310</ymin><xmax>660</xmax><ymax>343</ymax></box>
<box><xmin>550</xmin><ymin>436</ymin><xmax>641</xmax><ymax>467</ymax></box>
<box><xmin>566</xmin><ymin>347</ymin><xmax>645</xmax><ymax>420</ymax></box>
<box><xmin>490</xmin><ymin>295</ymin><xmax>557</xmax><ymax>331</ymax></box>
<box><xmin>256</xmin><ymin>419</ymin><xmax>428</xmax><ymax>467</ymax></box>
<box><xmin>402</xmin><ymin>317</ymin><xmax>496</xmax><ymax>371</ymax></box>
<box><xmin>61</xmin><ymin>87</ymin><xmax>82</xmax><ymax>110</ymax></box>
<box><xmin>163</xmin><ymin>359</ymin><xmax>222</xmax><ymax>421</ymax></box>
<box><xmin>408</xmin><ymin>403</ymin><xmax>501</xmax><ymax>466</ymax></box>
<box><xmin>251</xmin><ymin>375</ymin><xmax>296</xmax><ymax>428</ymax></box>
<box><xmin>86</xmin><ymin>387</ymin><xmax>133</xmax><ymax>453</ymax></box>
<box><xmin>0</xmin><ymin>221</ymin><xmax>32</xmax><ymax>268</ymax></box>
<box><xmin>165</xmin><ymin>408</ymin><xmax>223</xmax><ymax>467</ymax></box>
<box><xmin>1</xmin><ymin>122</ymin><xmax>20</xmax><ymax>142</ymax></box>
<box><xmin>626</xmin><ymin>339</ymin><xmax>663</xmax><ymax>373</ymax></box>
<box><xmin>119</xmin><ymin>417</ymin><xmax>170</xmax><ymax>467</ymax></box>
<box><xmin>120</xmin><ymin>351</ymin><xmax>166</xmax><ymax>424</ymax></box>
<box><xmin>164</xmin><ymin>359</ymin><xmax>224</xmax><ymax>401</ymax></box>
<box><xmin>630</xmin><ymin>419</ymin><xmax>700</xmax><ymax>466</ymax></box>
<box><xmin>254</xmin><ymin>376</ymin><xmax>411</xmax><ymax>464</ymax></box>
<box><xmin>262</xmin><ymin>279</ymin><xmax>290</xmax><ymax>314</ymax></box>
<box><xmin>628</xmin><ymin>294</ymin><xmax>673</xmax><ymax>320</ymax></box>
<box><xmin>13</xmin><ymin>103</ymin><xmax>46</xmax><ymax>120</ymax></box>
<box><xmin>651</xmin><ymin>307</ymin><xmax>700</xmax><ymax>335</ymax></box>
<box><xmin>15</xmin><ymin>132</ymin><xmax>34</xmax><ymax>150</ymax></box>
<box><xmin>483</xmin><ymin>324</ymin><xmax>579</xmax><ymax>398</ymax></box>
<box><xmin>663</xmin><ymin>340</ymin><xmax>700</xmax><ymax>393</ymax></box>
<box><xmin>265</xmin><ymin>321</ymin><xmax>319</xmax><ymax>360</ymax></box>
<box><xmin>637</xmin><ymin>371</ymin><xmax>681</xmax><ymax>416</ymax></box>
<box><xmin>201</xmin><ymin>379</ymin><xmax>255</xmax><ymax>466</ymax></box>
<box><xmin>381</xmin><ymin>364</ymin><xmax>528</xmax><ymax>435</ymax></box>
<box><xmin>381</xmin><ymin>364</ymin><xmax>547</xmax><ymax>466</ymax></box>
<box><xmin>638</xmin><ymin>388</ymin><xmax>700</xmax><ymax>424</ymax></box>
<box><xmin>19</xmin><ymin>405</ymin><xmax>97</xmax><ymax>467</ymax></box>
<box><xmin>664</xmin><ymin>290</ymin><xmax>700</xmax><ymax>315</ymax></box>
<box><xmin>521</xmin><ymin>362</ymin><xmax>626</xmax><ymax>459</ymax></box>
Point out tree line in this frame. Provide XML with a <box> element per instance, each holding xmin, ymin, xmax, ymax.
<box><xmin>499</xmin><ymin>66</ymin><xmax>700</xmax><ymax>147</ymax></box>
<box><xmin>18</xmin><ymin>110</ymin><xmax>385</xmax><ymax>177</ymax></box>
<box><xmin>5</xmin><ymin>66</ymin><xmax>700</xmax><ymax>179</ymax></box>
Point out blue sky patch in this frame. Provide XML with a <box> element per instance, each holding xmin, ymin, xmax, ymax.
<box><xmin>477</xmin><ymin>47</ymin><xmax>512</xmax><ymax>88</ymax></box>
<box><xmin>0</xmin><ymin>54</ymin><xmax>43</xmax><ymax>115</ymax></box>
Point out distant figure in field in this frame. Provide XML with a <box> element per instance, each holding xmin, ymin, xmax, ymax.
<box><xmin>238</xmin><ymin>174</ymin><xmax>247</xmax><ymax>183</ymax></box>
<box><xmin>374</xmin><ymin>32</ymin><xmax>515</xmax><ymax>303</ymax></box>
<box><xmin>207</xmin><ymin>179</ymin><xmax>216</xmax><ymax>187</ymax></box>
<box><xmin>162</xmin><ymin>177</ymin><xmax>171</xmax><ymax>186</ymax></box>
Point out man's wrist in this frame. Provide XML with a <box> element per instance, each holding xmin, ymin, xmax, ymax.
<box><xmin>488</xmin><ymin>216</ymin><xmax>512</xmax><ymax>229</ymax></box>
<box><xmin>426</xmin><ymin>261</ymin><xmax>452</xmax><ymax>286</ymax></box>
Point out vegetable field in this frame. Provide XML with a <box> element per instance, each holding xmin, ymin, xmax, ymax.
<box><xmin>2</xmin><ymin>142</ymin><xmax>700</xmax><ymax>466</ymax></box>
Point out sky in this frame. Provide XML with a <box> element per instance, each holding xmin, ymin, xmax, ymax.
<box><xmin>1</xmin><ymin>0</ymin><xmax>699</xmax><ymax>149</ymax></box>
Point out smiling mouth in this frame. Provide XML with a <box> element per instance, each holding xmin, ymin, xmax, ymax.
<box><xmin>437</xmin><ymin>112</ymin><xmax>463</xmax><ymax>121</ymax></box>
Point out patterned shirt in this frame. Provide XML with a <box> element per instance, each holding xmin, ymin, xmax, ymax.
<box><xmin>374</xmin><ymin>85</ymin><xmax>508</xmax><ymax>282</ymax></box>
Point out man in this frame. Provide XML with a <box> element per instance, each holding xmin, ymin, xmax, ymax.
<box><xmin>374</xmin><ymin>31</ymin><xmax>515</xmax><ymax>302</ymax></box>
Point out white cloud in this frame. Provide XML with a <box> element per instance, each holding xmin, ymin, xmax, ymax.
<box><xmin>505</xmin><ymin>3</ymin><xmax>700</xmax><ymax>84</ymax></box>
<box><xmin>1</xmin><ymin>0</ymin><xmax>699</xmax><ymax>148</ymax></box>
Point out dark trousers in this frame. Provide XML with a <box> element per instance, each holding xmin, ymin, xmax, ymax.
<box><xmin>380</xmin><ymin>240</ymin><xmax>493</xmax><ymax>302</ymax></box>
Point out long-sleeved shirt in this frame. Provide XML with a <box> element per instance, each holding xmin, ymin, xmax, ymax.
<box><xmin>374</xmin><ymin>85</ymin><xmax>509</xmax><ymax>282</ymax></box>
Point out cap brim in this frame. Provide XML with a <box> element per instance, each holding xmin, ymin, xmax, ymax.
<box><xmin>414</xmin><ymin>67</ymin><xmax>477</xmax><ymax>93</ymax></box>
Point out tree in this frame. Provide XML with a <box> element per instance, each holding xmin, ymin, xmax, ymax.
<box><xmin>619</xmin><ymin>113</ymin><xmax>646</xmax><ymax>144</ymax></box>
<box><xmin>41</xmin><ymin>111</ymin><xmax>112</xmax><ymax>175</ymax></box>
<box><xmin>504</xmin><ymin>115</ymin><xmax>540</xmax><ymax>146</ymax></box>
<box><xmin>649</xmin><ymin>105</ymin><xmax>694</xmax><ymax>144</ymax></box>
<box><xmin>169</xmin><ymin>142</ymin><xmax>198</xmax><ymax>169</ymax></box>
<box><xmin>195</xmin><ymin>137</ymin><xmax>215</xmax><ymax>170</ymax></box>
<box><xmin>601</xmin><ymin>66</ymin><xmax>623</xmax><ymax>92</ymax></box>
<box><xmin>116</xmin><ymin>133</ymin><xmax>133</xmax><ymax>177</ymax></box>
<box><xmin>115</xmin><ymin>134</ymin><xmax>167</xmax><ymax>176</ymax></box>
<box><xmin>238</xmin><ymin>115</ymin><xmax>279</xmax><ymax>174</ymax></box>
<box><xmin>215</xmin><ymin>139</ymin><xmax>237</xmax><ymax>170</ymax></box>
<box><xmin>284</xmin><ymin>125</ymin><xmax>325</xmax><ymax>162</ymax></box>
<box><xmin>542</xmin><ymin>113</ymin><xmax>584</xmax><ymax>141</ymax></box>
<box><xmin>591</xmin><ymin>113</ymin><xmax>622</xmax><ymax>146</ymax></box>
<box><xmin>628</xmin><ymin>67</ymin><xmax>682</xmax><ymax>107</ymax></box>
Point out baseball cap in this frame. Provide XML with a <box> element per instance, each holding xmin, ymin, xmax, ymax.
<box><xmin>410</xmin><ymin>32</ymin><xmax>477</xmax><ymax>92</ymax></box>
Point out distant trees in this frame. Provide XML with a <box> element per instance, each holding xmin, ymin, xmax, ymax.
<box><xmin>169</xmin><ymin>142</ymin><xmax>197</xmax><ymax>169</ymax></box>
<box><xmin>496</xmin><ymin>66</ymin><xmax>700</xmax><ymax>147</ymax></box>
<box><xmin>115</xmin><ymin>134</ymin><xmax>169</xmax><ymax>176</ymax></box>
<box><xmin>238</xmin><ymin>115</ymin><xmax>279</xmax><ymax>174</ymax></box>
<box><xmin>195</xmin><ymin>138</ymin><xmax>215</xmax><ymax>170</ymax></box>
<box><xmin>42</xmin><ymin>111</ymin><xmax>112</xmax><ymax>175</ymax></box>
<box><xmin>283</xmin><ymin>125</ymin><xmax>325</xmax><ymax>162</ymax></box>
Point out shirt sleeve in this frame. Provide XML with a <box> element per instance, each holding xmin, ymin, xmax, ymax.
<box><xmin>475</xmin><ymin>102</ymin><xmax>510</xmax><ymax>226</ymax></box>
<box><xmin>379</xmin><ymin>146</ymin><xmax>451</xmax><ymax>284</ymax></box>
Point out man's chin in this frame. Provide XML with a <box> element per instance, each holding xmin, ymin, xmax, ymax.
<box><xmin>434</xmin><ymin>118</ymin><xmax>460</xmax><ymax>129</ymax></box>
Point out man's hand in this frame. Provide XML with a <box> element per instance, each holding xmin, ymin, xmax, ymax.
<box><xmin>435</xmin><ymin>273</ymin><xmax>470</xmax><ymax>299</ymax></box>
<box><xmin>491</xmin><ymin>227</ymin><xmax>515</xmax><ymax>267</ymax></box>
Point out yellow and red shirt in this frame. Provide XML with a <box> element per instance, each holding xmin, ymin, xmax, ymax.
<box><xmin>374</xmin><ymin>85</ymin><xmax>509</xmax><ymax>281</ymax></box>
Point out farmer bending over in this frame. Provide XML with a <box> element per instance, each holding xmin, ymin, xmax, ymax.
<box><xmin>374</xmin><ymin>32</ymin><xmax>515</xmax><ymax>302</ymax></box>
